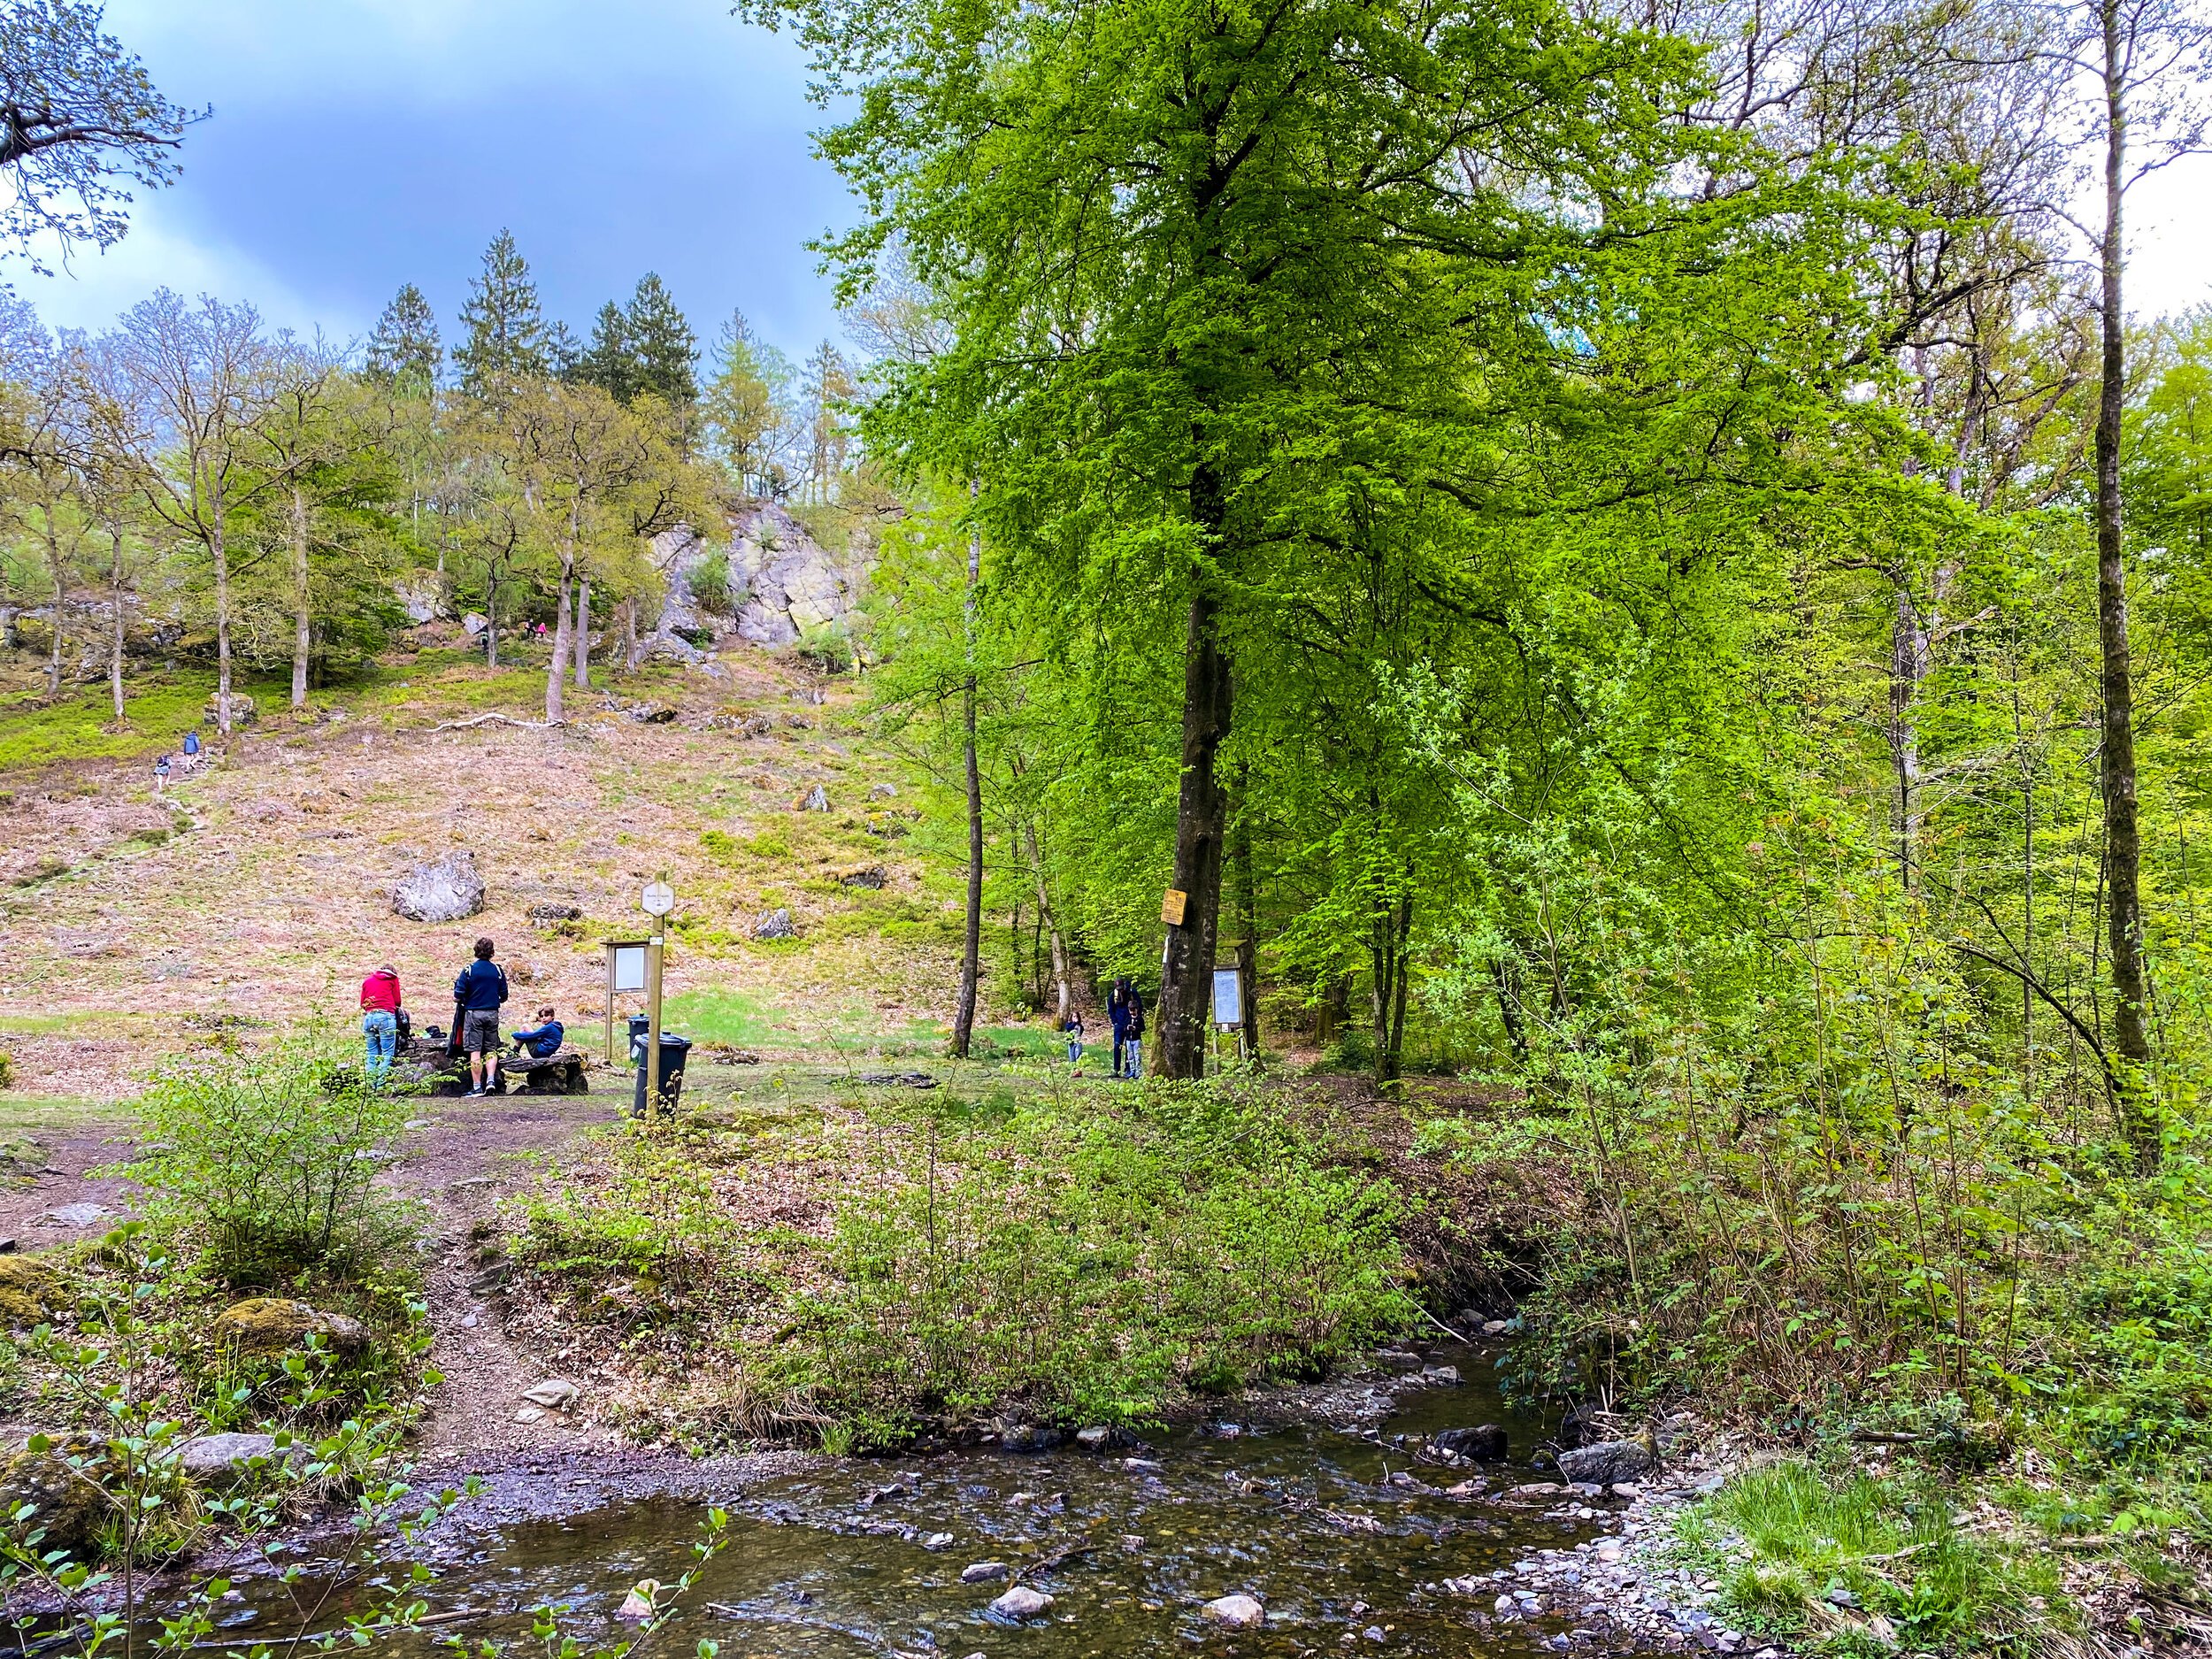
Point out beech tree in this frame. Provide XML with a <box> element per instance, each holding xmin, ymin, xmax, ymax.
<box><xmin>0</xmin><ymin>0</ymin><xmax>196</xmax><ymax>264</ymax></box>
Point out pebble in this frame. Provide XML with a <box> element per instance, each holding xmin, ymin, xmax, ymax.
<box><xmin>961</xmin><ymin>1562</ymin><xmax>1009</xmax><ymax>1583</ymax></box>
<box><xmin>520</xmin><ymin>1379</ymin><xmax>580</xmax><ymax>1409</ymax></box>
<box><xmin>1123</xmin><ymin>1457</ymin><xmax>1163</xmax><ymax>1472</ymax></box>
<box><xmin>513</xmin><ymin>1406</ymin><xmax>544</xmax><ymax>1425</ymax></box>
<box><xmin>1363</xmin><ymin>1626</ymin><xmax>1386</xmax><ymax>1642</ymax></box>
<box><xmin>922</xmin><ymin>1532</ymin><xmax>955</xmax><ymax>1550</ymax></box>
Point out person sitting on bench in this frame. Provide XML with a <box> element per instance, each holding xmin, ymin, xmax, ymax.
<box><xmin>511</xmin><ymin>1006</ymin><xmax>565</xmax><ymax>1059</ymax></box>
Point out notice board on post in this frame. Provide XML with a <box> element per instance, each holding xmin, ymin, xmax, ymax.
<box><xmin>1211</xmin><ymin>966</ymin><xmax>1243</xmax><ymax>1028</ymax></box>
<box><xmin>1161</xmin><ymin>887</ymin><xmax>1189</xmax><ymax>926</ymax></box>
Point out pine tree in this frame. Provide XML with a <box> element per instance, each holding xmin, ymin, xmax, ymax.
<box><xmin>363</xmin><ymin>283</ymin><xmax>441</xmax><ymax>393</ymax></box>
<box><xmin>545</xmin><ymin>319</ymin><xmax>584</xmax><ymax>382</ymax></box>
<box><xmin>576</xmin><ymin>300</ymin><xmax>636</xmax><ymax>402</ymax></box>
<box><xmin>453</xmin><ymin>229</ymin><xmax>549</xmax><ymax>398</ymax></box>
<box><xmin>623</xmin><ymin>273</ymin><xmax>698</xmax><ymax>407</ymax></box>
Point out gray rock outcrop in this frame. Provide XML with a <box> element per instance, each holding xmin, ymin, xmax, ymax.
<box><xmin>394</xmin><ymin>851</ymin><xmax>486</xmax><ymax>923</ymax></box>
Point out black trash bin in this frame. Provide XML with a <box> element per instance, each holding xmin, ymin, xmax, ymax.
<box><xmin>632</xmin><ymin>1033</ymin><xmax>693</xmax><ymax>1117</ymax></box>
<box><xmin>626</xmin><ymin>1014</ymin><xmax>652</xmax><ymax>1064</ymax></box>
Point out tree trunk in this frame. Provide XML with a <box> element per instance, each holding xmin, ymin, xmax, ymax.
<box><xmin>1027</xmin><ymin>823</ymin><xmax>1072</xmax><ymax>1025</ymax></box>
<box><xmin>1233</xmin><ymin>780</ymin><xmax>1260</xmax><ymax>1059</ymax></box>
<box><xmin>43</xmin><ymin>510</ymin><xmax>64</xmax><ymax>703</ymax></box>
<box><xmin>620</xmin><ymin>595</ymin><xmax>640</xmax><ymax>671</ymax></box>
<box><xmin>1156</xmin><ymin>583</ymin><xmax>1233</xmax><ymax>1079</ymax></box>
<box><xmin>572</xmin><ymin>575</ymin><xmax>592</xmax><ymax>688</ymax></box>
<box><xmin>1371</xmin><ymin>890</ymin><xmax>1412</xmax><ymax>1084</ymax></box>
<box><xmin>211</xmin><ymin>505</ymin><xmax>234</xmax><ymax>734</ymax></box>
<box><xmin>109</xmin><ymin>529</ymin><xmax>126</xmax><ymax>723</ymax></box>
<box><xmin>486</xmin><ymin>580</ymin><xmax>499</xmax><ymax>671</ymax></box>
<box><xmin>2094</xmin><ymin>0</ymin><xmax>2156</xmax><ymax>1164</ymax></box>
<box><xmin>1887</xmin><ymin>575</ymin><xmax>1928</xmax><ymax>892</ymax></box>
<box><xmin>290</xmin><ymin>487</ymin><xmax>311</xmax><ymax>710</ymax></box>
<box><xmin>546</xmin><ymin>569</ymin><xmax>572</xmax><ymax>724</ymax></box>
<box><xmin>950</xmin><ymin>514</ymin><xmax>984</xmax><ymax>1059</ymax></box>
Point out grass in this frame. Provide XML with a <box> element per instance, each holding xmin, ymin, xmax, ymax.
<box><xmin>1681</xmin><ymin>1462</ymin><xmax>2076</xmax><ymax>1654</ymax></box>
<box><xmin>0</xmin><ymin>673</ymin><xmax>227</xmax><ymax>773</ymax></box>
<box><xmin>0</xmin><ymin>1091</ymin><xmax>129</xmax><ymax>1134</ymax></box>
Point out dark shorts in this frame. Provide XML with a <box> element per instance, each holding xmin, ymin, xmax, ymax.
<box><xmin>464</xmin><ymin>1010</ymin><xmax>502</xmax><ymax>1055</ymax></box>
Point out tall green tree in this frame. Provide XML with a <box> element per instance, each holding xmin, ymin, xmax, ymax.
<box><xmin>363</xmin><ymin>283</ymin><xmax>442</xmax><ymax>393</ymax></box>
<box><xmin>453</xmin><ymin>229</ymin><xmax>550</xmax><ymax>400</ymax></box>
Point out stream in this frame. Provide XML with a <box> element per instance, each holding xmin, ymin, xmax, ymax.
<box><xmin>303</xmin><ymin>1345</ymin><xmax>1617</xmax><ymax>1657</ymax></box>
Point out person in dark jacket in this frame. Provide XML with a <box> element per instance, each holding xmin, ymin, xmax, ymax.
<box><xmin>452</xmin><ymin>937</ymin><xmax>509</xmax><ymax>1097</ymax></box>
<box><xmin>511</xmin><ymin>1006</ymin><xmax>565</xmax><ymax>1059</ymax></box>
<box><xmin>1109</xmin><ymin>978</ymin><xmax>1145</xmax><ymax>1079</ymax></box>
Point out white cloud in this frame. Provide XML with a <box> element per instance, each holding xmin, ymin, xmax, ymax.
<box><xmin>4</xmin><ymin>205</ymin><xmax>330</xmax><ymax>336</ymax></box>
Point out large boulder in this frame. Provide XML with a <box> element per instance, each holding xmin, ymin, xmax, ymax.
<box><xmin>211</xmin><ymin>1297</ymin><xmax>369</xmax><ymax>1356</ymax></box>
<box><xmin>394</xmin><ymin>851</ymin><xmax>485</xmax><ymax>923</ymax></box>
<box><xmin>0</xmin><ymin>1448</ymin><xmax>110</xmax><ymax>1556</ymax></box>
<box><xmin>1432</xmin><ymin>1424</ymin><xmax>1509</xmax><ymax>1462</ymax></box>
<box><xmin>1555</xmin><ymin>1437</ymin><xmax>1655</xmax><ymax>1486</ymax></box>
<box><xmin>721</xmin><ymin>503</ymin><xmax>873</xmax><ymax>649</ymax></box>
<box><xmin>178</xmin><ymin>1432</ymin><xmax>291</xmax><ymax>1483</ymax></box>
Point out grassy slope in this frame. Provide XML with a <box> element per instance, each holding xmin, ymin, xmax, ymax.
<box><xmin>0</xmin><ymin>638</ymin><xmax>1029</xmax><ymax>1102</ymax></box>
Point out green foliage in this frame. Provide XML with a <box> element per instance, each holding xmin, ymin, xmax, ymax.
<box><xmin>120</xmin><ymin>1025</ymin><xmax>419</xmax><ymax>1282</ymax></box>
<box><xmin>514</xmin><ymin>1120</ymin><xmax>751</xmax><ymax>1296</ymax></box>
<box><xmin>1690</xmin><ymin>1463</ymin><xmax>2071</xmax><ymax>1654</ymax></box>
<box><xmin>785</xmin><ymin>1081</ymin><xmax>1415</xmax><ymax>1444</ymax></box>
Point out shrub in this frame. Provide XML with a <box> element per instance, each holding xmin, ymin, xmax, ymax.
<box><xmin>120</xmin><ymin>1025</ymin><xmax>418</xmax><ymax>1281</ymax></box>
<box><xmin>788</xmin><ymin>1082</ymin><xmax>1415</xmax><ymax>1443</ymax></box>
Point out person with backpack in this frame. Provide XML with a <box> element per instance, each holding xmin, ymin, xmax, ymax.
<box><xmin>180</xmin><ymin>728</ymin><xmax>202</xmax><ymax>775</ymax></box>
<box><xmin>358</xmin><ymin>964</ymin><xmax>404</xmax><ymax>1088</ymax></box>
<box><xmin>452</xmin><ymin>937</ymin><xmax>510</xmax><ymax>1097</ymax></box>
<box><xmin>152</xmin><ymin>753</ymin><xmax>171</xmax><ymax>795</ymax></box>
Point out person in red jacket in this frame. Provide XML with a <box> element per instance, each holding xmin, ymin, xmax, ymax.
<box><xmin>359</xmin><ymin>964</ymin><xmax>403</xmax><ymax>1088</ymax></box>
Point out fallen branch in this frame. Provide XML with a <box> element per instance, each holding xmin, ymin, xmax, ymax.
<box><xmin>1018</xmin><ymin>1535</ymin><xmax>1099</xmax><ymax>1579</ymax></box>
<box><xmin>1848</xmin><ymin>1430</ymin><xmax>1928</xmax><ymax>1445</ymax></box>
<box><xmin>423</xmin><ymin>712</ymin><xmax>567</xmax><ymax>733</ymax></box>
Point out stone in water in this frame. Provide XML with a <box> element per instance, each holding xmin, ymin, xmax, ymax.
<box><xmin>1202</xmin><ymin>1594</ymin><xmax>1265</xmax><ymax>1629</ymax></box>
<box><xmin>988</xmin><ymin>1586</ymin><xmax>1054</xmax><ymax>1621</ymax></box>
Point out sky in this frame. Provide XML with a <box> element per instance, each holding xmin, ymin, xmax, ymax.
<box><xmin>4</xmin><ymin>0</ymin><xmax>858</xmax><ymax>362</ymax></box>
<box><xmin>3</xmin><ymin>0</ymin><xmax>2208</xmax><ymax>363</ymax></box>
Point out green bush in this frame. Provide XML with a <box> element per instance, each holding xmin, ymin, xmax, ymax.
<box><xmin>787</xmin><ymin>1082</ymin><xmax>1415</xmax><ymax>1444</ymax></box>
<box><xmin>120</xmin><ymin>1025</ymin><xmax>418</xmax><ymax>1281</ymax></box>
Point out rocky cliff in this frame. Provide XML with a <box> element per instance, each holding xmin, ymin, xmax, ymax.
<box><xmin>655</xmin><ymin>500</ymin><xmax>871</xmax><ymax>650</ymax></box>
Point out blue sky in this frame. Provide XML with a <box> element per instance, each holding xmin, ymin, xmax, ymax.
<box><xmin>5</xmin><ymin>0</ymin><xmax>857</xmax><ymax>362</ymax></box>
<box><xmin>4</xmin><ymin>0</ymin><xmax>2207</xmax><ymax>361</ymax></box>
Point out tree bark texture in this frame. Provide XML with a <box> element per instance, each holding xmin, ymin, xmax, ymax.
<box><xmin>2093</xmin><ymin>0</ymin><xmax>2156</xmax><ymax>1164</ymax></box>
<box><xmin>546</xmin><ymin>571</ymin><xmax>572</xmax><ymax>724</ymax></box>
<box><xmin>1233</xmin><ymin>781</ymin><xmax>1260</xmax><ymax>1059</ymax></box>
<box><xmin>1156</xmin><ymin>585</ymin><xmax>1233</xmax><ymax>1079</ymax></box>
<box><xmin>573</xmin><ymin>576</ymin><xmax>592</xmax><ymax>687</ymax></box>
<box><xmin>108</xmin><ymin>531</ymin><xmax>126</xmax><ymax>723</ymax></box>
<box><xmin>950</xmin><ymin>516</ymin><xmax>983</xmax><ymax>1059</ymax></box>
<box><xmin>290</xmin><ymin>487</ymin><xmax>312</xmax><ymax>710</ymax></box>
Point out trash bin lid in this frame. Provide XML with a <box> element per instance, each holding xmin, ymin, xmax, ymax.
<box><xmin>658</xmin><ymin>1033</ymin><xmax>692</xmax><ymax>1049</ymax></box>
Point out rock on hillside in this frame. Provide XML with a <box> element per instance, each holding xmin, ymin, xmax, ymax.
<box><xmin>657</xmin><ymin>501</ymin><xmax>872</xmax><ymax>649</ymax></box>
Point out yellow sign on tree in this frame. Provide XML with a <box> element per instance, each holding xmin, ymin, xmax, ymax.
<box><xmin>1162</xmin><ymin>888</ymin><xmax>1188</xmax><ymax>926</ymax></box>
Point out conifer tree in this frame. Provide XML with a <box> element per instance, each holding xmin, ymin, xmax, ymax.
<box><xmin>623</xmin><ymin>273</ymin><xmax>698</xmax><ymax>408</ymax></box>
<box><xmin>453</xmin><ymin>228</ymin><xmax>549</xmax><ymax>398</ymax></box>
<box><xmin>363</xmin><ymin>282</ymin><xmax>441</xmax><ymax>393</ymax></box>
<box><xmin>577</xmin><ymin>300</ymin><xmax>636</xmax><ymax>403</ymax></box>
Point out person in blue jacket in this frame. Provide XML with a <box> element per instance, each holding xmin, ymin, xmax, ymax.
<box><xmin>511</xmin><ymin>1006</ymin><xmax>565</xmax><ymax>1059</ymax></box>
<box><xmin>452</xmin><ymin>937</ymin><xmax>510</xmax><ymax>1097</ymax></box>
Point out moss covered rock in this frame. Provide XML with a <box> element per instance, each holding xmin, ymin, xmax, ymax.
<box><xmin>210</xmin><ymin>1297</ymin><xmax>368</xmax><ymax>1355</ymax></box>
<box><xmin>0</xmin><ymin>1448</ymin><xmax>111</xmax><ymax>1557</ymax></box>
<box><xmin>0</xmin><ymin>1256</ymin><xmax>57</xmax><ymax>1327</ymax></box>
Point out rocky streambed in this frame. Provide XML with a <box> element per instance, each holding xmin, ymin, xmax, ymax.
<box><xmin>249</xmin><ymin>1344</ymin><xmax>1768</xmax><ymax>1659</ymax></box>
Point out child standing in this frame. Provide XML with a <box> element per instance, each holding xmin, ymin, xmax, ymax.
<box><xmin>152</xmin><ymin>753</ymin><xmax>172</xmax><ymax>794</ymax></box>
<box><xmin>1064</xmin><ymin>1010</ymin><xmax>1085</xmax><ymax>1065</ymax></box>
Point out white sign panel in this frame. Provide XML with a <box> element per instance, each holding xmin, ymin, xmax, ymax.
<box><xmin>612</xmin><ymin>944</ymin><xmax>648</xmax><ymax>994</ymax></box>
<box><xmin>641</xmin><ymin>880</ymin><xmax>675</xmax><ymax>916</ymax></box>
<box><xmin>1211</xmin><ymin>967</ymin><xmax>1243</xmax><ymax>1027</ymax></box>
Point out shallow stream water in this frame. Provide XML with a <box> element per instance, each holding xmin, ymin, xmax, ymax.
<box><xmin>255</xmin><ymin>1347</ymin><xmax>1606</xmax><ymax>1657</ymax></box>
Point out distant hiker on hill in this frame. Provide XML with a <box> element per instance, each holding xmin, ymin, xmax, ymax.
<box><xmin>359</xmin><ymin>964</ymin><xmax>404</xmax><ymax>1088</ymax></box>
<box><xmin>452</xmin><ymin>937</ymin><xmax>510</xmax><ymax>1097</ymax></box>
<box><xmin>180</xmin><ymin>728</ymin><xmax>202</xmax><ymax>774</ymax></box>
<box><xmin>1110</xmin><ymin>978</ymin><xmax>1145</xmax><ymax>1079</ymax></box>
<box><xmin>511</xmin><ymin>1005</ymin><xmax>565</xmax><ymax>1059</ymax></box>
